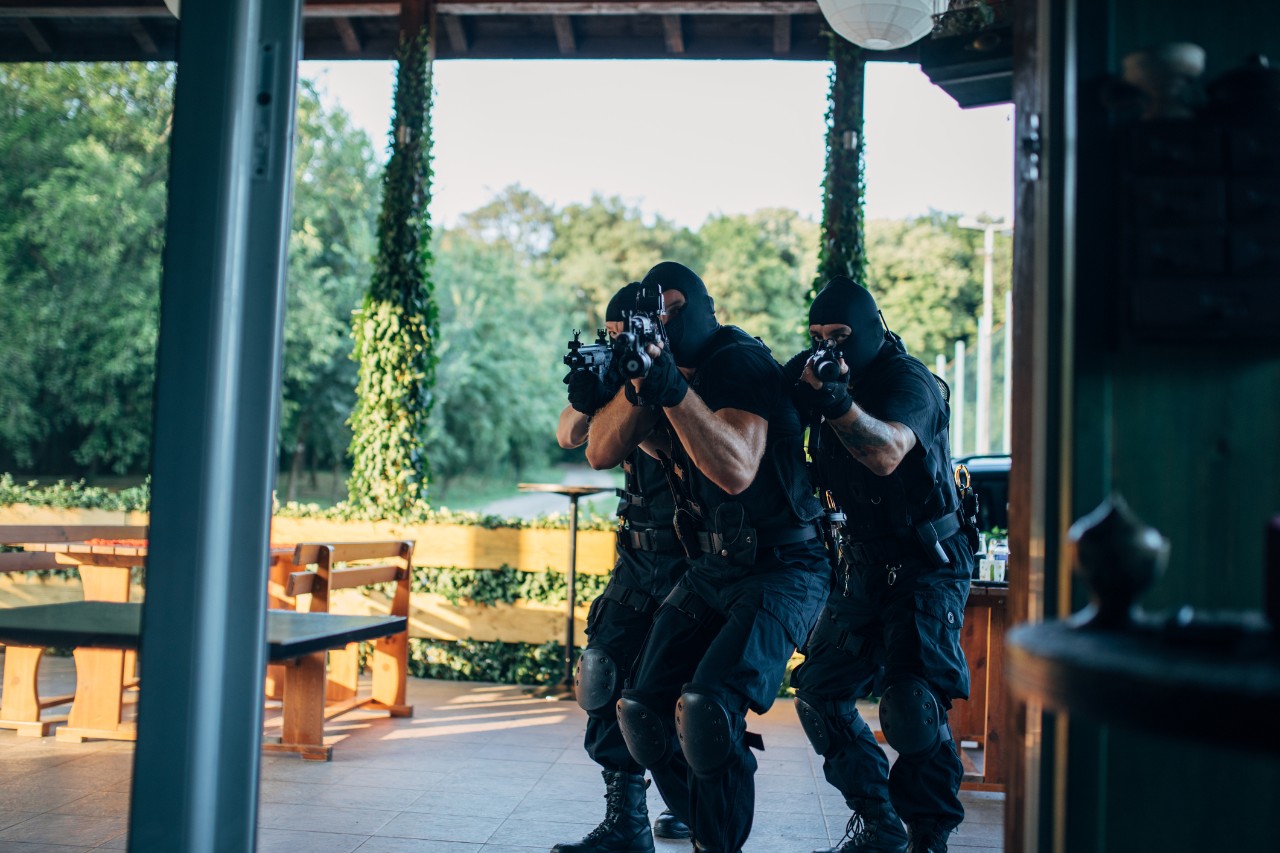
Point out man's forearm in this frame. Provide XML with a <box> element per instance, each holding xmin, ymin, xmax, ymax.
<box><xmin>556</xmin><ymin>406</ymin><xmax>589</xmax><ymax>449</ymax></box>
<box><xmin>664</xmin><ymin>391</ymin><xmax>764</xmax><ymax>495</ymax></box>
<box><xmin>826</xmin><ymin>404</ymin><xmax>914</xmax><ymax>476</ymax></box>
<box><xmin>585</xmin><ymin>389</ymin><xmax>658</xmax><ymax>469</ymax></box>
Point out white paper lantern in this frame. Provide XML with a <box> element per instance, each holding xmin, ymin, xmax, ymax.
<box><xmin>816</xmin><ymin>0</ymin><xmax>936</xmax><ymax>51</ymax></box>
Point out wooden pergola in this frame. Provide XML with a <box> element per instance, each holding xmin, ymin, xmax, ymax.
<box><xmin>0</xmin><ymin>3</ymin><xmax>1015</xmax><ymax>849</ymax></box>
<box><xmin>1</xmin><ymin>0</ymin><xmax>848</xmax><ymax>61</ymax></box>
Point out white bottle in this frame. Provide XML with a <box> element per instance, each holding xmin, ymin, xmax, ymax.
<box><xmin>989</xmin><ymin>539</ymin><xmax>1009</xmax><ymax>583</ymax></box>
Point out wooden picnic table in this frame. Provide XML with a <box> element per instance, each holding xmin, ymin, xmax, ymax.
<box><xmin>11</xmin><ymin>539</ymin><xmax>294</xmax><ymax>743</ymax></box>
<box><xmin>0</xmin><ymin>601</ymin><xmax>406</xmax><ymax>660</ymax></box>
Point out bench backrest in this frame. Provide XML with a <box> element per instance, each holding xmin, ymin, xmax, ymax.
<box><xmin>0</xmin><ymin>525</ymin><xmax>149</xmax><ymax>545</ymax></box>
<box><xmin>286</xmin><ymin>541</ymin><xmax>415</xmax><ymax>615</ymax></box>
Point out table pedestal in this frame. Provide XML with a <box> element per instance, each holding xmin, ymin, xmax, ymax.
<box><xmin>517</xmin><ymin>483</ymin><xmax>610</xmax><ymax>701</ymax></box>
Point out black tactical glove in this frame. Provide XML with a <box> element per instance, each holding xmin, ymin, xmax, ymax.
<box><xmin>564</xmin><ymin>369</ymin><xmax>615</xmax><ymax>416</ymax></box>
<box><xmin>794</xmin><ymin>376</ymin><xmax>854</xmax><ymax>421</ymax></box>
<box><xmin>634</xmin><ymin>346</ymin><xmax>688</xmax><ymax>409</ymax></box>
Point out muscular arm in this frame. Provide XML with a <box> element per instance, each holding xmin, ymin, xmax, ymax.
<box><xmin>824</xmin><ymin>404</ymin><xmax>916</xmax><ymax>476</ymax></box>
<box><xmin>802</xmin><ymin>361</ymin><xmax>916</xmax><ymax>476</ymax></box>
<box><xmin>663</xmin><ymin>395</ymin><xmax>766</xmax><ymax>495</ymax></box>
<box><xmin>584</xmin><ymin>388</ymin><xmax>660</xmax><ymax>470</ymax></box>
<box><xmin>556</xmin><ymin>405</ymin><xmax>589</xmax><ymax>449</ymax></box>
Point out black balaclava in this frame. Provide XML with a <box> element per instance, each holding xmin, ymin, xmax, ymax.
<box><xmin>641</xmin><ymin>261</ymin><xmax>719</xmax><ymax>368</ymax></box>
<box><xmin>606</xmin><ymin>281</ymin><xmax>640</xmax><ymax>323</ymax></box>
<box><xmin>808</xmin><ymin>276</ymin><xmax>887</xmax><ymax>378</ymax></box>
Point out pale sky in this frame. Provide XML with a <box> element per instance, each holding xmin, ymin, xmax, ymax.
<box><xmin>301</xmin><ymin>58</ymin><xmax>1014</xmax><ymax>229</ymax></box>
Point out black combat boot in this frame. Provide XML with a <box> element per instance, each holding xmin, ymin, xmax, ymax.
<box><xmin>813</xmin><ymin>798</ymin><xmax>909</xmax><ymax>853</ymax></box>
<box><xmin>550</xmin><ymin>770</ymin><xmax>654</xmax><ymax>853</ymax></box>
<box><xmin>653</xmin><ymin>808</ymin><xmax>691</xmax><ymax>839</ymax></box>
<box><xmin>905</xmin><ymin>820</ymin><xmax>951</xmax><ymax>853</ymax></box>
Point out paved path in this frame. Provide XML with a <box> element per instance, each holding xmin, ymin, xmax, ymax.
<box><xmin>0</xmin><ymin>661</ymin><xmax>1005</xmax><ymax>852</ymax></box>
<box><xmin>479</xmin><ymin>466</ymin><xmax>618</xmax><ymax>520</ymax></box>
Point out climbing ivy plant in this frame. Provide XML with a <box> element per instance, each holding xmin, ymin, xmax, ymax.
<box><xmin>347</xmin><ymin>29</ymin><xmax>439</xmax><ymax>518</ymax></box>
<box><xmin>815</xmin><ymin>33</ymin><xmax>868</xmax><ymax>294</ymax></box>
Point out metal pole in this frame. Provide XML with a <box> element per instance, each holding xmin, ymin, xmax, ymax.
<box><xmin>129</xmin><ymin>0</ymin><xmax>303</xmax><ymax>850</ymax></box>
<box><xmin>976</xmin><ymin>224</ymin><xmax>995</xmax><ymax>454</ymax></box>
<box><xmin>1003</xmin><ymin>289</ymin><xmax>1014</xmax><ymax>454</ymax></box>
<box><xmin>953</xmin><ymin>339</ymin><xmax>967</xmax><ymax>459</ymax></box>
<box><xmin>564</xmin><ymin>494</ymin><xmax>580</xmax><ymax>689</ymax></box>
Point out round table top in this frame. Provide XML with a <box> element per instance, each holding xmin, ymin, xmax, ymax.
<box><xmin>517</xmin><ymin>483</ymin><xmax>612</xmax><ymax>498</ymax></box>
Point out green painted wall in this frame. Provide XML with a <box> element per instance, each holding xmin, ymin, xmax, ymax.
<box><xmin>1062</xmin><ymin>2</ymin><xmax>1280</xmax><ymax>849</ymax></box>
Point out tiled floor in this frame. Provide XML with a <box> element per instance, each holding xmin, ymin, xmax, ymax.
<box><xmin>0</xmin><ymin>662</ymin><xmax>1003</xmax><ymax>852</ymax></box>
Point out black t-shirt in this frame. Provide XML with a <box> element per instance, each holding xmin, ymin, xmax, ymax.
<box><xmin>816</xmin><ymin>342</ymin><xmax>958</xmax><ymax>529</ymax></box>
<box><xmin>621</xmin><ymin>448</ymin><xmax>676</xmax><ymax>528</ymax></box>
<box><xmin>678</xmin><ymin>327</ymin><xmax>819</xmax><ymax>532</ymax></box>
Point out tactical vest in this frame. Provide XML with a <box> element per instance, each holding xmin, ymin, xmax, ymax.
<box><xmin>811</xmin><ymin>346</ymin><xmax>957</xmax><ymax>543</ymax></box>
<box><xmin>617</xmin><ymin>449</ymin><xmax>676</xmax><ymax>530</ymax></box>
<box><xmin>667</xmin><ymin>327</ymin><xmax>822</xmax><ymax>538</ymax></box>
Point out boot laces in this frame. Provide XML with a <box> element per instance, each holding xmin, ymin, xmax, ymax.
<box><xmin>581</xmin><ymin>779</ymin><xmax>625</xmax><ymax>842</ymax></box>
<box><xmin>837</xmin><ymin>810</ymin><xmax>876</xmax><ymax>851</ymax></box>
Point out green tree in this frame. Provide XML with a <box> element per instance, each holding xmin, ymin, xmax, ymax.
<box><xmin>865</xmin><ymin>211</ymin><xmax>1011</xmax><ymax>365</ymax></box>
<box><xmin>347</xmin><ymin>31</ymin><xmax>439</xmax><ymax>517</ymax></box>
<box><xmin>456</xmin><ymin>184</ymin><xmax>555</xmax><ymax>262</ymax></box>
<box><xmin>279</xmin><ymin>80</ymin><xmax>380</xmax><ymax>501</ymax></box>
<box><xmin>0</xmin><ymin>63</ymin><xmax>172</xmax><ymax>474</ymax></box>
<box><xmin>549</xmin><ymin>194</ymin><xmax>701</xmax><ymax>329</ymax></box>
<box><xmin>427</xmin><ymin>227</ymin><xmax>570</xmax><ymax>491</ymax></box>
<box><xmin>698</xmin><ymin>208</ymin><xmax>818</xmax><ymax>355</ymax></box>
<box><xmin>0</xmin><ymin>64</ymin><xmax>385</xmax><ymax>486</ymax></box>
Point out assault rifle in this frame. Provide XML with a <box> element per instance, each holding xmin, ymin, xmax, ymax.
<box><xmin>564</xmin><ymin>329</ymin><xmax>613</xmax><ymax>379</ymax></box>
<box><xmin>614</xmin><ymin>282</ymin><xmax>669</xmax><ymax>379</ymax></box>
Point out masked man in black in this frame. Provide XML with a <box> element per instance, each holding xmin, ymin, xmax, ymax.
<box><xmin>786</xmin><ymin>277</ymin><xmax>975</xmax><ymax>853</ymax></box>
<box><xmin>553</xmin><ymin>282</ymin><xmax>692</xmax><ymax>853</ymax></box>
<box><xmin>584</xmin><ymin>262</ymin><xmax>830</xmax><ymax>853</ymax></box>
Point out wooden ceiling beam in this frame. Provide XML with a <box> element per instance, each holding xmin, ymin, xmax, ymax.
<box><xmin>552</xmin><ymin>14</ymin><xmax>576</xmax><ymax>55</ymax></box>
<box><xmin>334</xmin><ymin>15</ymin><xmax>362</xmax><ymax>52</ymax></box>
<box><xmin>661</xmin><ymin>13</ymin><xmax>683</xmax><ymax>54</ymax></box>
<box><xmin>16</xmin><ymin>16</ymin><xmax>52</xmax><ymax>53</ymax></box>
<box><xmin>126</xmin><ymin>15</ymin><xmax>157</xmax><ymax>53</ymax></box>
<box><xmin>442</xmin><ymin>13</ymin><xmax>468</xmax><ymax>52</ymax></box>
<box><xmin>0</xmin><ymin>1</ymin><xmax>817</xmax><ymax>18</ymax></box>
<box><xmin>771</xmin><ymin>11</ymin><xmax>788</xmax><ymax>55</ymax></box>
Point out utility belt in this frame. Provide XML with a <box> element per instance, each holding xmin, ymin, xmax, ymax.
<box><xmin>843</xmin><ymin>511</ymin><xmax>964</xmax><ymax>571</ymax></box>
<box><xmin>602</xmin><ymin>582</ymin><xmax>659</xmax><ymax>616</ymax></box>
<box><xmin>617</xmin><ymin>523</ymin><xmax>682</xmax><ymax>553</ymax></box>
<box><xmin>690</xmin><ymin>522</ymin><xmax>819</xmax><ymax>565</ymax></box>
<box><xmin>616</xmin><ymin>487</ymin><xmax>647</xmax><ymax>508</ymax></box>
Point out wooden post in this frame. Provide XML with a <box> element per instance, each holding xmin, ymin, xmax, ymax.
<box><xmin>815</xmin><ymin>33</ymin><xmax>866</xmax><ymax>291</ymax></box>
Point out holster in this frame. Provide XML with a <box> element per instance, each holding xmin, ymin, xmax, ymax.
<box><xmin>911</xmin><ymin>513</ymin><xmax>959</xmax><ymax>569</ymax></box>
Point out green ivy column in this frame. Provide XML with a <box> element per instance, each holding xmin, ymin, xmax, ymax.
<box><xmin>347</xmin><ymin>26</ymin><xmax>438</xmax><ymax>518</ymax></box>
<box><xmin>815</xmin><ymin>34</ymin><xmax>868</xmax><ymax>292</ymax></box>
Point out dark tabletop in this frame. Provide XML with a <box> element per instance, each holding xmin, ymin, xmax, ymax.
<box><xmin>0</xmin><ymin>602</ymin><xmax>406</xmax><ymax>661</ymax></box>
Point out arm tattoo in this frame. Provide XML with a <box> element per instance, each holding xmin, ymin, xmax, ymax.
<box><xmin>829</xmin><ymin>412</ymin><xmax>895</xmax><ymax>460</ymax></box>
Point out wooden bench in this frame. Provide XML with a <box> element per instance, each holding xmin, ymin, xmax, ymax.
<box><xmin>0</xmin><ymin>601</ymin><xmax>407</xmax><ymax>753</ymax></box>
<box><xmin>0</xmin><ymin>524</ymin><xmax>148</xmax><ymax>737</ymax></box>
<box><xmin>264</xmin><ymin>540</ymin><xmax>415</xmax><ymax>760</ymax></box>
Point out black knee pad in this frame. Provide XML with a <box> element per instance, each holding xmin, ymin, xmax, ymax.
<box><xmin>617</xmin><ymin>694</ymin><xmax>671</xmax><ymax>768</ymax></box>
<box><xmin>879</xmin><ymin>677</ymin><xmax>943</xmax><ymax>758</ymax></box>
<box><xmin>575</xmin><ymin>647</ymin><xmax>620</xmax><ymax>713</ymax></box>
<box><xmin>794</xmin><ymin>695</ymin><xmax>865</xmax><ymax>757</ymax></box>
<box><xmin>675</xmin><ymin>684</ymin><xmax>742</xmax><ymax>776</ymax></box>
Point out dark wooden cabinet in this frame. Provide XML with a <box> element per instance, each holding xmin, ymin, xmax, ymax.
<box><xmin>1118</xmin><ymin>122</ymin><xmax>1280</xmax><ymax>341</ymax></box>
